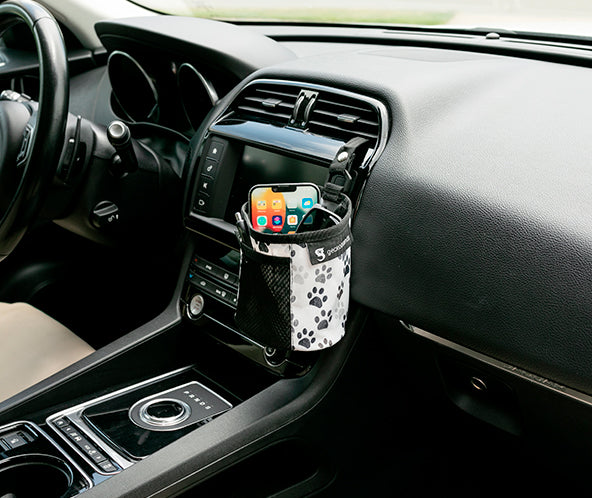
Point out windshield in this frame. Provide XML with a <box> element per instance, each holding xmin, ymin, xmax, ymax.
<box><xmin>131</xmin><ymin>0</ymin><xmax>592</xmax><ymax>38</ymax></box>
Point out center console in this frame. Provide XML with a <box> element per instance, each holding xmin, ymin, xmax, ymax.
<box><xmin>0</xmin><ymin>79</ymin><xmax>386</xmax><ymax>495</ymax></box>
<box><xmin>182</xmin><ymin>79</ymin><xmax>385</xmax><ymax>373</ymax></box>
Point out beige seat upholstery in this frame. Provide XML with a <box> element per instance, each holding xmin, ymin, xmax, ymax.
<box><xmin>0</xmin><ymin>302</ymin><xmax>94</xmax><ymax>402</ymax></box>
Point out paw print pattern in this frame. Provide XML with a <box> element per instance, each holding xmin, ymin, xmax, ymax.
<box><xmin>337</xmin><ymin>298</ymin><xmax>348</xmax><ymax>328</ymax></box>
<box><xmin>308</xmin><ymin>287</ymin><xmax>327</xmax><ymax>308</ymax></box>
<box><xmin>340</xmin><ymin>251</ymin><xmax>351</xmax><ymax>277</ymax></box>
<box><xmin>336</xmin><ymin>281</ymin><xmax>345</xmax><ymax>300</ymax></box>
<box><xmin>297</xmin><ymin>328</ymin><xmax>316</xmax><ymax>349</ymax></box>
<box><xmin>315</xmin><ymin>264</ymin><xmax>333</xmax><ymax>284</ymax></box>
<box><xmin>293</xmin><ymin>265</ymin><xmax>309</xmax><ymax>286</ymax></box>
<box><xmin>314</xmin><ymin>309</ymin><xmax>333</xmax><ymax>330</ymax></box>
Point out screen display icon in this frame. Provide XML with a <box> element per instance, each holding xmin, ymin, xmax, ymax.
<box><xmin>272</xmin><ymin>199</ymin><xmax>283</xmax><ymax>209</ymax></box>
<box><xmin>256</xmin><ymin>215</ymin><xmax>267</xmax><ymax>227</ymax></box>
<box><xmin>257</xmin><ymin>200</ymin><xmax>267</xmax><ymax>209</ymax></box>
<box><xmin>272</xmin><ymin>215</ymin><xmax>283</xmax><ymax>226</ymax></box>
<box><xmin>287</xmin><ymin>215</ymin><xmax>298</xmax><ymax>225</ymax></box>
<box><xmin>302</xmin><ymin>198</ymin><xmax>314</xmax><ymax>209</ymax></box>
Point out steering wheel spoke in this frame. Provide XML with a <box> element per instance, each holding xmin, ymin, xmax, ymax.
<box><xmin>0</xmin><ymin>0</ymin><xmax>68</xmax><ymax>260</ymax></box>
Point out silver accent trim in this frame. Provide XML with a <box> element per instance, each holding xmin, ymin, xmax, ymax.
<box><xmin>407</xmin><ymin>324</ymin><xmax>592</xmax><ymax>408</ymax></box>
<box><xmin>137</xmin><ymin>398</ymin><xmax>191</xmax><ymax>427</ymax></box>
<box><xmin>0</xmin><ymin>421</ymin><xmax>93</xmax><ymax>491</ymax></box>
<box><xmin>178</xmin><ymin>62</ymin><xmax>219</xmax><ymax>107</ymax></box>
<box><xmin>129</xmin><ymin>381</ymin><xmax>233</xmax><ymax>432</ymax></box>
<box><xmin>46</xmin><ymin>366</ymin><xmax>192</xmax><ymax>475</ymax></box>
<box><xmin>108</xmin><ymin>50</ymin><xmax>159</xmax><ymax>122</ymax></box>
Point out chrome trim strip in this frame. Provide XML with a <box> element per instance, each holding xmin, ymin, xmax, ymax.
<box><xmin>46</xmin><ymin>366</ymin><xmax>193</xmax><ymax>475</ymax></box>
<box><xmin>137</xmin><ymin>398</ymin><xmax>191</xmax><ymax>427</ymax></box>
<box><xmin>407</xmin><ymin>323</ymin><xmax>592</xmax><ymax>408</ymax></box>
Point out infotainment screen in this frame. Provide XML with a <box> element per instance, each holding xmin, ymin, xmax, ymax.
<box><xmin>225</xmin><ymin>145</ymin><xmax>329</xmax><ymax>223</ymax></box>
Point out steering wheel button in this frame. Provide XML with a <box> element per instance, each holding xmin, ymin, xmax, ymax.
<box><xmin>16</xmin><ymin>125</ymin><xmax>32</xmax><ymax>165</ymax></box>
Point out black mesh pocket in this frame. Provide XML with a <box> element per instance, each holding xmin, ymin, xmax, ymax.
<box><xmin>234</xmin><ymin>243</ymin><xmax>292</xmax><ymax>350</ymax></box>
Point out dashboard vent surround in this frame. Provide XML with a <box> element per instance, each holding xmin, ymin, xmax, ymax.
<box><xmin>307</xmin><ymin>93</ymin><xmax>380</xmax><ymax>144</ymax></box>
<box><xmin>231</xmin><ymin>82</ymin><xmax>382</xmax><ymax>147</ymax></box>
<box><xmin>233</xmin><ymin>83</ymin><xmax>299</xmax><ymax>126</ymax></box>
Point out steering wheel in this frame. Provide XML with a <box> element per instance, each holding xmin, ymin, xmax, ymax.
<box><xmin>0</xmin><ymin>0</ymin><xmax>68</xmax><ymax>260</ymax></box>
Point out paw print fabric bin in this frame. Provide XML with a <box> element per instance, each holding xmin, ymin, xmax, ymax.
<box><xmin>234</xmin><ymin>196</ymin><xmax>352</xmax><ymax>352</ymax></box>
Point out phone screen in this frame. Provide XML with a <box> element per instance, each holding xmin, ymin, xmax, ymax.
<box><xmin>249</xmin><ymin>183</ymin><xmax>320</xmax><ymax>234</ymax></box>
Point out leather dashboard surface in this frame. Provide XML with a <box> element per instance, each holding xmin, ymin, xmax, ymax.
<box><xmin>297</xmin><ymin>46</ymin><xmax>592</xmax><ymax>394</ymax></box>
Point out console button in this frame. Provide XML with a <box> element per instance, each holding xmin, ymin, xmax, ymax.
<box><xmin>198</xmin><ymin>174</ymin><xmax>214</xmax><ymax>193</ymax></box>
<box><xmin>194</xmin><ymin>258</ymin><xmax>217</xmax><ymax>276</ymax></box>
<box><xmin>187</xmin><ymin>294</ymin><xmax>205</xmax><ymax>319</ymax></box>
<box><xmin>97</xmin><ymin>460</ymin><xmax>118</xmax><ymax>473</ymax></box>
<box><xmin>2</xmin><ymin>432</ymin><xmax>27</xmax><ymax>449</ymax></box>
<box><xmin>194</xmin><ymin>258</ymin><xmax>238</xmax><ymax>287</ymax></box>
<box><xmin>206</xmin><ymin>139</ymin><xmax>225</xmax><ymax>160</ymax></box>
<box><xmin>219</xmin><ymin>270</ymin><xmax>238</xmax><ymax>286</ymax></box>
<box><xmin>202</xmin><ymin>159</ymin><xmax>219</xmax><ymax>177</ymax></box>
<box><xmin>212</xmin><ymin>284</ymin><xmax>231</xmax><ymax>302</ymax></box>
<box><xmin>194</xmin><ymin>193</ymin><xmax>209</xmax><ymax>214</ymax></box>
<box><xmin>190</xmin><ymin>276</ymin><xmax>213</xmax><ymax>292</ymax></box>
<box><xmin>53</xmin><ymin>418</ymin><xmax>69</xmax><ymax>428</ymax></box>
<box><xmin>66</xmin><ymin>430</ymin><xmax>84</xmax><ymax>444</ymax></box>
<box><xmin>76</xmin><ymin>438</ymin><xmax>107</xmax><ymax>463</ymax></box>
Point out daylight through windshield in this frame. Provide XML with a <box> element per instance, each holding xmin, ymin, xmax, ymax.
<box><xmin>131</xmin><ymin>0</ymin><xmax>592</xmax><ymax>38</ymax></box>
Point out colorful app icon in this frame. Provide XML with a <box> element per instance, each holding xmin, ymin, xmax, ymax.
<box><xmin>287</xmin><ymin>214</ymin><xmax>298</xmax><ymax>225</ymax></box>
<box><xmin>272</xmin><ymin>199</ymin><xmax>283</xmax><ymax>209</ymax></box>
<box><xmin>302</xmin><ymin>198</ymin><xmax>314</xmax><ymax>209</ymax></box>
<box><xmin>256</xmin><ymin>215</ymin><xmax>267</xmax><ymax>227</ymax></box>
<box><xmin>272</xmin><ymin>215</ymin><xmax>283</xmax><ymax>226</ymax></box>
<box><xmin>257</xmin><ymin>200</ymin><xmax>267</xmax><ymax>209</ymax></box>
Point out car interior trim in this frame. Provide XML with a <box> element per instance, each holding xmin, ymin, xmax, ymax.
<box><xmin>407</xmin><ymin>323</ymin><xmax>592</xmax><ymax>409</ymax></box>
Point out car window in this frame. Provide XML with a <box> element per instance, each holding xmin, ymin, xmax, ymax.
<box><xmin>130</xmin><ymin>0</ymin><xmax>592</xmax><ymax>38</ymax></box>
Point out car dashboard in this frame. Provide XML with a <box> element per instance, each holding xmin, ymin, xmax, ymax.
<box><xmin>1</xmin><ymin>8</ymin><xmax>592</xmax><ymax>496</ymax></box>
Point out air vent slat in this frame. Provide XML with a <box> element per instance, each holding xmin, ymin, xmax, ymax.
<box><xmin>230</xmin><ymin>83</ymin><xmax>301</xmax><ymax>126</ymax></box>
<box><xmin>308</xmin><ymin>120</ymin><xmax>379</xmax><ymax>141</ymax></box>
<box><xmin>309</xmin><ymin>92</ymin><xmax>380</xmax><ymax>144</ymax></box>
<box><xmin>236</xmin><ymin>105</ymin><xmax>293</xmax><ymax>122</ymax></box>
<box><xmin>312</xmin><ymin>109</ymin><xmax>379</xmax><ymax>128</ymax></box>
<box><xmin>315</xmin><ymin>99</ymin><xmax>374</xmax><ymax>115</ymax></box>
<box><xmin>253</xmin><ymin>89</ymin><xmax>299</xmax><ymax>100</ymax></box>
<box><xmin>243</xmin><ymin>96</ymin><xmax>295</xmax><ymax>111</ymax></box>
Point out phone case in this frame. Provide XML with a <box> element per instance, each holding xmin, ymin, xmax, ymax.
<box><xmin>234</xmin><ymin>194</ymin><xmax>352</xmax><ymax>351</ymax></box>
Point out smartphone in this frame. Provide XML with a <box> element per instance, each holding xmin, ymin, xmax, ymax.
<box><xmin>249</xmin><ymin>183</ymin><xmax>320</xmax><ymax>234</ymax></box>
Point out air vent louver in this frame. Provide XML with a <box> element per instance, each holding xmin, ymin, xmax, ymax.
<box><xmin>308</xmin><ymin>93</ymin><xmax>380</xmax><ymax>144</ymax></box>
<box><xmin>233</xmin><ymin>83</ymin><xmax>300</xmax><ymax>126</ymax></box>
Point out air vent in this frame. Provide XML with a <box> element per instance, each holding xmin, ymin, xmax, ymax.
<box><xmin>308</xmin><ymin>93</ymin><xmax>380</xmax><ymax>144</ymax></box>
<box><xmin>229</xmin><ymin>82</ymin><xmax>382</xmax><ymax>147</ymax></box>
<box><xmin>233</xmin><ymin>83</ymin><xmax>300</xmax><ymax>126</ymax></box>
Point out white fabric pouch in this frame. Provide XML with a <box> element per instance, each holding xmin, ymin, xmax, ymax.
<box><xmin>234</xmin><ymin>195</ymin><xmax>352</xmax><ymax>351</ymax></box>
